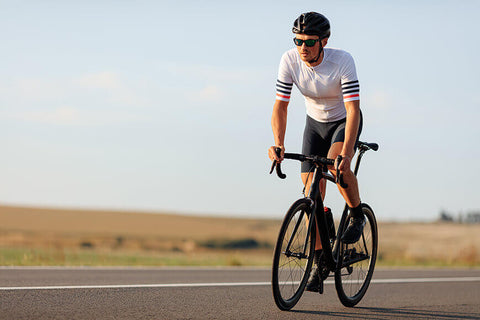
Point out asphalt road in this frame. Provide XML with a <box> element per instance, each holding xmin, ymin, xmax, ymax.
<box><xmin>1</xmin><ymin>267</ymin><xmax>479</xmax><ymax>319</ymax></box>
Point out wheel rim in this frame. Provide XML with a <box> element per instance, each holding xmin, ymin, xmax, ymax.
<box><xmin>276</xmin><ymin>207</ymin><xmax>313</xmax><ymax>303</ymax></box>
<box><xmin>338</xmin><ymin>206</ymin><xmax>376</xmax><ymax>299</ymax></box>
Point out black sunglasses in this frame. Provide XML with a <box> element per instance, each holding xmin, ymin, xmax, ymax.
<box><xmin>293</xmin><ymin>38</ymin><xmax>320</xmax><ymax>47</ymax></box>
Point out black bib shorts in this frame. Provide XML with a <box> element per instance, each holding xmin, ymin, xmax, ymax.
<box><xmin>301</xmin><ymin>113</ymin><xmax>363</xmax><ymax>173</ymax></box>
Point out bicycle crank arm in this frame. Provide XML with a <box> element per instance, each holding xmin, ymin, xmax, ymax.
<box><xmin>283</xmin><ymin>251</ymin><xmax>308</xmax><ymax>259</ymax></box>
<box><xmin>340</xmin><ymin>254</ymin><xmax>370</xmax><ymax>268</ymax></box>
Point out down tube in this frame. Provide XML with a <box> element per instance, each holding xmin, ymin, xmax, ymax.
<box><xmin>309</xmin><ymin>168</ymin><xmax>336</xmax><ymax>268</ymax></box>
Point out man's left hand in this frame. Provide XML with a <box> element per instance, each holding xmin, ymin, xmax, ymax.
<box><xmin>336</xmin><ymin>155</ymin><xmax>352</xmax><ymax>172</ymax></box>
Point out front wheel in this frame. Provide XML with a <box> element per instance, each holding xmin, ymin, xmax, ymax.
<box><xmin>335</xmin><ymin>203</ymin><xmax>378</xmax><ymax>307</ymax></box>
<box><xmin>272</xmin><ymin>198</ymin><xmax>316</xmax><ymax>311</ymax></box>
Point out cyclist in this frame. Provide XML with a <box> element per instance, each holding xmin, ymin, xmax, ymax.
<box><xmin>268</xmin><ymin>12</ymin><xmax>365</xmax><ymax>292</ymax></box>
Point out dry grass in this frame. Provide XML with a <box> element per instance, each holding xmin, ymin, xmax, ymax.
<box><xmin>0</xmin><ymin>205</ymin><xmax>279</xmax><ymax>266</ymax></box>
<box><xmin>0</xmin><ymin>205</ymin><xmax>280</xmax><ymax>241</ymax></box>
<box><xmin>379</xmin><ymin>222</ymin><xmax>480</xmax><ymax>266</ymax></box>
<box><xmin>1</xmin><ymin>205</ymin><xmax>479</xmax><ymax>267</ymax></box>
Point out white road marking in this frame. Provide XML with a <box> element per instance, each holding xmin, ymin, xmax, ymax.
<box><xmin>1</xmin><ymin>277</ymin><xmax>479</xmax><ymax>291</ymax></box>
<box><xmin>0</xmin><ymin>266</ymin><xmax>270</xmax><ymax>271</ymax></box>
<box><xmin>0</xmin><ymin>282</ymin><xmax>271</xmax><ymax>290</ymax></box>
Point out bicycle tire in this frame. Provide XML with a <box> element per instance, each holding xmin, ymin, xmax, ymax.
<box><xmin>272</xmin><ymin>198</ymin><xmax>316</xmax><ymax>310</ymax></box>
<box><xmin>334</xmin><ymin>203</ymin><xmax>378</xmax><ymax>307</ymax></box>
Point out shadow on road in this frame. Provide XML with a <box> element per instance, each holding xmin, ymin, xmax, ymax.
<box><xmin>290</xmin><ymin>306</ymin><xmax>480</xmax><ymax>319</ymax></box>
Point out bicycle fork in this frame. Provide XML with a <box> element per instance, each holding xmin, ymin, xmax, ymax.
<box><xmin>284</xmin><ymin>204</ymin><xmax>314</xmax><ymax>259</ymax></box>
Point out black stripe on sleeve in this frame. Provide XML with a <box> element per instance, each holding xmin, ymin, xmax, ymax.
<box><xmin>276</xmin><ymin>89</ymin><xmax>291</xmax><ymax>95</ymax></box>
<box><xmin>276</xmin><ymin>84</ymin><xmax>293</xmax><ymax>92</ymax></box>
<box><xmin>342</xmin><ymin>84</ymin><xmax>359</xmax><ymax>90</ymax></box>
<box><xmin>277</xmin><ymin>80</ymin><xmax>293</xmax><ymax>87</ymax></box>
<box><xmin>342</xmin><ymin>89</ymin><xmax>360</xmax><ymax>94</ymax></box>
<box><xmin>342</xmin><ymin>80</ymin><xmax>359</xmax><ymax>86</ymax></box>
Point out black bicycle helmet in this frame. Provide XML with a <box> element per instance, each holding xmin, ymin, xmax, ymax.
<box><xmin>292</xmin><ymin>12</ymin><xmax>330</xmax><ymax>39</ymax></box>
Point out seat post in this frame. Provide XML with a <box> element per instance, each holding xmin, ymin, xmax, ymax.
<box><xmin>353</xmin><ymin>149</ymin><xmax>366</xmax><ymax>177</ymax></box>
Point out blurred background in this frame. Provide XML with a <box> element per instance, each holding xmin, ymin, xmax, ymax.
<box><xmin>1</xmin><ymin>0</ymin><xmax>479</xmax><ymax>267</ymax></box>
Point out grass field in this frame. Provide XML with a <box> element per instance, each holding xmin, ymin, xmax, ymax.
<box><xmin>1</xmin><ymin>205</ymin><xmax>479</xmax><ymax>267</ymax></box>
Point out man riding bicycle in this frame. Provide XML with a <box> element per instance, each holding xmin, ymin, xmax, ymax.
<box><xmin>268</xmin><ymin>12</ymin><xmax>365</xmax><ymax>292</ymax></box>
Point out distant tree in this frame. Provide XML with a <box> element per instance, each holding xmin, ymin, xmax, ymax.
<box><xmin>465</xmin><ymin>211</ymin><xmax>480</xmax><ymax>224</ymax></box>
<box><xmin>439</xmin><ymin>210</ymin><xmax>454</xmax><ymax>222</ymax></box>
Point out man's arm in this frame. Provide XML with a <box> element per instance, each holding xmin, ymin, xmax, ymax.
<box><xmin>339</xmin><ymin>100</ymin><xmax>361</xmax><ymax>170</ymax></box>
<box><xmin>269</xmin><ymin>99</ymin><xmax>289</xmax><ymax>161</ymax></box>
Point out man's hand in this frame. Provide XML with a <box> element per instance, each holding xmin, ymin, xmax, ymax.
<box><xmin>336</xmin><ymin>154</ymin><xmax>352</xmax><ymax>172</ymax></box>
<box><xmin>268</xmin><ymin>146</ymin><xmax>285</xmax><ymax>162</ymax></box>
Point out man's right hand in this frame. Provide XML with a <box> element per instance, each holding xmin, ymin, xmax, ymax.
<box><xmin>268</xmin><ymin>146</ymin><xmax>285</xmax><ymax>162</ymax></box>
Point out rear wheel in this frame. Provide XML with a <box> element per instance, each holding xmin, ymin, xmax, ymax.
<box><xmin>272</xmin><ymin>198</ymin><xmax>315</xmax><ymax>310</ymax></box>
<box><xmin>335</xmin><ymin>203</ymin><xmax>377</xmax><ymax>307</ymax></box>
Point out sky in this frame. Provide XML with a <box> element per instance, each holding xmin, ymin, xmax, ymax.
<box><xmin>1</xmin><ymin>0</ymin><xmax>479</xmax><ymax>221</ymax></box>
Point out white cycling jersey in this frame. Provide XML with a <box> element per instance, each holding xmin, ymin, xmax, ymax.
<box><xmin>276</xmin><ymin>47</ymin><xmax>360</xmax><ymax>123</ymax></box>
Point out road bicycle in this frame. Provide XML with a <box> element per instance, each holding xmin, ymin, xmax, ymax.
<box><xmin>270</xmin><ymin>141</ymin><xmax>379</xmax><ymax>310</ymax></box>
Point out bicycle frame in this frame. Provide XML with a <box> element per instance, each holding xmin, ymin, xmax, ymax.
<box><xmin>306</xmin><ymin>146</ymin><xmax>370</xmax><ymax>271</ymax></box>
<box><xmin>271</xmin><ymin>141</ymin><xmax>378</xmax><ymax>309</ymax></box>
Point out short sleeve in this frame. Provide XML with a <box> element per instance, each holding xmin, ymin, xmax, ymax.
<box><xmin>340</xmin><ymin>53</ymin><xmax>360</xmax><ymax>102</ymax></box>
<box><xmin>275</xmin><ymin>52</ymin><xmax>294</xmax><ymax>102</ymax></box>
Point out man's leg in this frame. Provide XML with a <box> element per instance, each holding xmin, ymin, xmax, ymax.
<box><xmin>301</xmin><ymin>115</ymin><xmax>330</xmax><ymax>292</ymax></box>
<box><xmin>302</xmin><ymin>172</ymin><xmax>327</xmax><ymax>293</ymax></box>
<box><xmin>301</xmin><ymin>173</ymin><xmax>326</xmax><ymax>251</ymax></box>
<box><xmin>327</xmin><ymin>142</ymin><xmax>365</xmax><ymax>244</ymax></box>
<box><xmin>327</xmin><ymin>142</ymin><xmax>360</xmax><ymax>208</ymax></box>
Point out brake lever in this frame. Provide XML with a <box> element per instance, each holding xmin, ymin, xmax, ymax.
<box><xmin>335</xmin><ymin>155</ymin><xmax>349</xmax><ymax>188</ymax></box>
<box><xmin>269</xmin><ymin>160</ymin><xmax>276</xmax><ymax>174</ymax></box>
